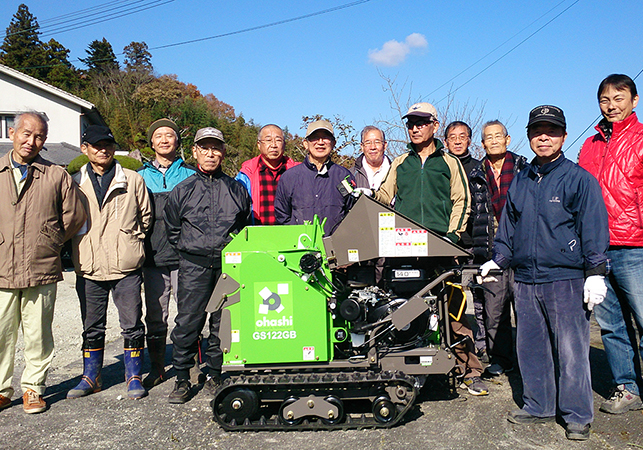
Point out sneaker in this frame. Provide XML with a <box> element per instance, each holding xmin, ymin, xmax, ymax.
<box><xmin>0</xmin><ymin>394</ymin><xmax>10</xmax><ymax>410</ymax></box>
<box><xmin>599</xmin><ymin>385</ymin><xmax>643</xmax><ymax>414</ymax></box>
<box><xmin>168</xmin><ymin>380</ymin><xmax>192</xmax><ymax>404</ymax></box>
<box><xmin>507</xmin><ymin>408</ymin><xmax>554</xmax><ymax>424</ymax></box>
<box><xmin>460</xmin><ymin>376</ymin><xmax>489</xmax><ymax>396</ymax></box>
<box><xmin>565</xmin><ymin>423</ymin><xmax>590</xmax><ymax>440</ymax></box>
<box><xmin>22</xmin><ymin>389</ymin><xmax>46</xmax><ymax>414</ymax></box>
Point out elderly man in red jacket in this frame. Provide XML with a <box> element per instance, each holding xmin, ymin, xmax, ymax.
<box><xmin>578</xmin><ymin>73</ymin><xmax>643</xmax><ymax>415</ymax></box>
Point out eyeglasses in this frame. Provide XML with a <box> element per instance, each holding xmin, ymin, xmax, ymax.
<box><xmin>447</xmin><ymin>134</ymin><xmax>470</xmax><ymax>142</ymax></box>
<box><xmin>362</xmin><ymin>140</ymin><xmax>385</xmax><ymax>147</ymax></box>
<box><xmin>483</xmin><ymin>133</ymin><xmax>507</xmax><ymax>142</ymax></box>
<box><xmin>259</xmin><ymin>138</ymin><xmax>284</xmax><ymax>145</ymax></box>
<box><xmin>406</xmin><ymin>119</ymin><xmax>433</xmax><ymax>130</ymax></box>
<box><xmin>306</xmin><ymin>135</ymin><xmax>332</xmax><ymax>143</ymax></box>
<box><xmin>196</xmin><ymin>143</ymin><xmax>224</xmax><ymax>155</ymax></box>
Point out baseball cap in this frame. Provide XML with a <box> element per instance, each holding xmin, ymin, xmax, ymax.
<box><xmin>82</xmin><ymin>125</ymin><xmax>116</xmax><ymax>145</ymax></box>
<box><xmin>194</xmin><ymin>127</ymin><xmax>225</xmax><ymax>144</ymax></box>
<box><xmin>526</xmin><ymin>105</ymin><xmax>566</xmax><ymax>129</ymax></box>
<box><xmin>305</xmin><ymin>120</ymin><xmax>334</xmax><ymax>140</ymax></box>
<box><xmin>147</xmin><ymin>118</ymin><xmax>181</xmax><ymax>147</ymax></box>
<box><xmin>402</xmin><ymin>102</ymin><xmax>438</xmax><ymax>121</ymax></box>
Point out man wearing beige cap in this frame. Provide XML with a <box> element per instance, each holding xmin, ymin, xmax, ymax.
<box><xmin>274</xmin><ymin>119</ymin><xmax>355</xmax><ymax>235</ymax></box>
<box><xmin>373</xmin><ymin>103</ymin><xmax>484</xmax><ymax>395</ymax></box>
<box><xmin>164</xmin><ymin>127</ymin><xmax>250</xmax><ymax>403</ymax></box>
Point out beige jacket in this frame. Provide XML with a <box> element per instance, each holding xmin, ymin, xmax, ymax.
<box><xmin>72</xmin><ymin>161</ymin><xmax>152</xmax><ymax>281</ymax></box>
<box><xmin>0</xmin><ymin>152</ymin><xmax>86</xmax><ymax>289</ymax></box>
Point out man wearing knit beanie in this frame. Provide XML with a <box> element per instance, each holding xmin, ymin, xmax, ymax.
<box><xmin>138</xmin><ymin>118</ymin><xmax>195</xmax><ymax>389</ymax></box>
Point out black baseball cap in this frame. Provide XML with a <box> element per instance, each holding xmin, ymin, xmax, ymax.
<box><xmin>82</xmin><ymin>125</ymin><xmax>116</xmax><ymax>145</ymax></box>
<box><xmin>526</xmin><ymin>105</ymin><xmax>566</xmax><ymax>129</ymax></box>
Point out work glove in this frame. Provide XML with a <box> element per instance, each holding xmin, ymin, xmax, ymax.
<box><xmin>351</xmin><ymin>187</ymin><xmax>372</xmax><ymax>198</ymax></box>
<box><xmin>584</xmin><ymin>275</ymin><xmax>607</xmax><ymax>311</ymax></box>
<box><xmin>479</xmin><ymin>260</ymin><xmax>501</xmax><ymax>283</ymax></box>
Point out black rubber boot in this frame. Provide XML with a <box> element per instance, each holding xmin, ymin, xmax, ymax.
<box><xmin>67</xmin><ymin>338</ymin><xmax>104</xmax><ymax>399</ymax></box>
<box><xmin>124</xmin><ymin>338</ymin><xmax>147</xmax><ymax>399</ymax></box>
<box><xmin>143</xmin><ymin>335</ymin><xmax>166</xmax><ymax>389</ymax></box>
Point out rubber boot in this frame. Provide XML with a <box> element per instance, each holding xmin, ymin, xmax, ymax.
<box><xmin>67</xmin><ymin>339</ymin><xmax>104</xmax><ymax>399</ymax></box>
<box><xmin>124</xmin><ymin>338</ymin><xmax>147</xmax><ymax>399</ymax></box>
<box><xmin>143</xmin><ymin>335</ymin><xmax>166</xmax><ymax>389</ymax></box>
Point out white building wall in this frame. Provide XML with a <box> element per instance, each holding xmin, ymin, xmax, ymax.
<box><xmin>0</xmin><ymin>72</ymin><xmax>83</xmax><ymax>145</ymax></box>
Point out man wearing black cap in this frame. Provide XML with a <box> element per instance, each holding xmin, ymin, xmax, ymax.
<box><xmin>138</xmin><ymin>118</ymin><xmax>195</xmax><ymax>388</ymax></box>
<box><xmin>68</xmin><ymin>125</ymin><xmax>152</xmax><ymax>400</ymax></box>
<box><xmin>481</xmin><ymin>105</ymin><xmax>609</xmax><ymax>440</ymax></box>
<box><xmin>164</xmin><ymin>127</ymin><xmax>250</xmax><ymax>403</ymax></box>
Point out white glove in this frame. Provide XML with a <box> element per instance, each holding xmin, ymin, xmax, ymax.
<box><xmin>351</xmin><ymin>187</ymin><xmax>373</xmax><ymax>198</ymax></box>
<box><xmin>584</xmin><ymin>275</ymin><xmax>607</xmax><ymax>311</ymax></box>
<box><xmin>479</xmin><ymin>260</ymin><xmax>501</xmax><ymax>283</ymax></box>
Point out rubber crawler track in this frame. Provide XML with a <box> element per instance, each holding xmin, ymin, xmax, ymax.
<box><xmin>212</xmin><ymin>369</ymin><xmax>418</xmax><ymax>431</ymax></box>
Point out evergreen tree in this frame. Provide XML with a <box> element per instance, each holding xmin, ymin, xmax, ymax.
<box><xmin>0</xmin><ymin>4</ymin><xmax>47</xmax><ymax>78</ymax></box>
<box><xmin>80</xmin><ymin>38</ymin><xmax>119</xmax><ymax>74</ymax></box>
<box><xmin>123</xmin><ymin>41</ymin><xmax>152</xmax><ymax>74</ymax></box>
<box><xmin>43</xmin><ymin>38</ymin><xmax>82</xmax><ymax>92</ymax></box>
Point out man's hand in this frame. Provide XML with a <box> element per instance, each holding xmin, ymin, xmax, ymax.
<box><xmin>479</xmin><ymin>260</ymin><xmax>501</xmax><ymax>283</ymax></box>
<box><xmin>351</xmin><ymin>187</ymin><xmax>372</xmax><ymax>198</ymax></box>
<box><xmin>584</xmin><ymin>275</ymin><xmax>607</xmax><ymax>311</ymax></box>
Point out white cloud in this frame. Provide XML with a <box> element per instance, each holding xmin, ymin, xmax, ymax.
<box><xmin>368</xmin><ymin>33</ymin><xmax>428</xmax><ymax>67</ymax></box>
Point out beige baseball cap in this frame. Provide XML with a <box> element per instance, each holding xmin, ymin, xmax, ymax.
<box><xmin>402</xmin><ymin>102</ymin><xmax>438</xmax><ymax>121</ymax></box>
<box><xmin>305</xmin><ymin>120</ymin><xmax>334</xmax><ymax>140</ymax></box>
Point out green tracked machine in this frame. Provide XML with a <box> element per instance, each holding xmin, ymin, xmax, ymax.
<box><xmin>206</xmin><ymin>195</ymin><xmax>476</xmax><ymax>431</ymax></box>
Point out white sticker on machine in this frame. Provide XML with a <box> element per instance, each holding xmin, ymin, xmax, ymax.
<box><xmin>348</xmin><ymin>249</ymin><xmax>359</xmax><ymax>262</ymax></box>
<box><xmin>231</xmin><ymin>330</ymin><xmax>240</xmax><ymax>343</ymax></box>
<box><xmin>420</xmin><ymin>356</ymin><xmax>433</xmax><ymax>366</ymax></box>
<box><xmin>225</xmin><ymin>252</ymin><xmax>242</xmax><ymax>264</ymax></box>
<box><xmin>303</xmin><ymin>346</ymin><xmax>315</xmax><ymax>361</ymax></box>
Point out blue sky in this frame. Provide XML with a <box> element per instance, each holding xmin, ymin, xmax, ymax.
<box><xmin>2</xmin><ymin>0</ymin><xmax>643</xmax><ymax>159</ymax></box>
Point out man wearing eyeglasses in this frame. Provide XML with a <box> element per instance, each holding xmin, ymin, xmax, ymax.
<box><xmin>68</xmin><ymin>125</ymin><xmax>152</xmax><ymax>401</ymax></box>
<box><xmin>275</xmin><ymin>120</ymin><xmax>354</xmax><ymax>236</ymax></box>
<box><xmin>350</xmin><ymin>126</ymin><xmax>391</xmax><ymax>191</ymax></box>
<box><xmin>235</xmin><ymin>124</ymin><xmax>298</xmax><ymax>225</ymax></box>
<box><xmin>163</xmin><ymin>127</ymin><xmax>250</xmax><ymax>404</ymax></box>
<box><xmin>374</xmin><ymin>103</ymin><xmax>485</xmax><ymax>395</ymax></box>
<box><xmin>468</xmin><ymin>121</ymin><xmax>527</xmax><ymax>379</ymax></box>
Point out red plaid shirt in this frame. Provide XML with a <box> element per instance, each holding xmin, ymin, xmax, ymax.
<box><xmin>256</xmin><ymin>156</ymin><xmax>288</xmax><ymax>225</ymax></box>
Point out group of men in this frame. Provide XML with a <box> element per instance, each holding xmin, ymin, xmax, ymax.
<box><xmin>0</xmin><ymin>73</ymin><xmax>642</xmax><ymax>443</ymax></box>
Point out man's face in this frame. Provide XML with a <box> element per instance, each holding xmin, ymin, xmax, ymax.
<box><xmin>9</xmin><ymin>114</ymin><xmax>47</xmax><ymax>165</ymax></box>
<box><xmin>257</xmin><ymin>126</ymin><xmax>285</xmax><ymax>164</ymax></box>
<box><xmin>360</xmin><ymin>129</ymin><xmax>387</xmax><ymax>167</ymax></box>
<box><xmin>82</xmin><ymin>140</ymin><xmax>116</xmax><ymax>171</ymax></box>
<box><xmin>304</xmin><ymin>130</ymin><xmax>335</xmax><ymax>162</ymax></box>
<box><xmin>599</xmin><ymin>85</ymin><xmax>639</xmax><ymax>123</ymax></box>
<box><xmin>445</xmin><ymin>125</ymin><xmax>471</xmax><ymax>156</ymax></box>
<box><xmin>406</xmin><ymin>116</ymin><xmax>439</xmax><ymax>147</ymax></box>
<box><xmin>193</xmin><ymin>138</ymin><xmax>225</xmax><ymax>172</ymax></box>
<box><xmin>528</xmin><ymin>122</ymin><xmax>567</xmax><ymax>164</ymax></box>
<box><xmin>151</xmin><ymin>126</ymin><xmax>179</xmax><ymax>159</ymax></box>
<box><xmin>482</xmin><ymin>124</ymin><xmax>511</xmax><ymax>157</ymax></box>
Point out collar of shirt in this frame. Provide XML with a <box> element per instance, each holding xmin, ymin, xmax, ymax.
<box><xmin>10</xmin><ymin>152</ymin><xmax>29</xmax><ymax>180</ymax></box>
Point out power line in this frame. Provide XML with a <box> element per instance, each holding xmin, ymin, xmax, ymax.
<box><xmin>434</xmin><ymin>0</ymin><xmax>580</xmax><ymax>105</ymax></box>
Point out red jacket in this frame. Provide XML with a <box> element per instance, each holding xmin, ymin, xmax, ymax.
<box><xmin>578</xmin><ymin>112</ymin><xmax>643</xmax><ymax>246</ymax></box>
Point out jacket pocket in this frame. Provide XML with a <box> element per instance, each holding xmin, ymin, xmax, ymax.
<box><xmin>73</xmin><ymin>235</ymin><xmax>94</xmax><ymax>274</ymax></box>
<box><xmin>117</xmin><ymin>228</ymin><xmax>145</xmax><ymax>272</ymax></box>
<box><xmin>32</xmin><ymin>225</ymin><xmax>64</xmax><ymax>275</ymax></box>
<box><xmin>0</xmin><ymin>231</ymin><xmax>4</xmax><ymax>246</ymax></box>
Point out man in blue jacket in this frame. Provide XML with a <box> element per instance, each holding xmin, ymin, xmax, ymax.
<box><xmin>138</xmin><ymin>118</ymin><xmax>195</xmax><ymax>388</ymax></box>
<box><xmin>481</xmin><ymin>105</ymin><xmax>609</xmax><ymax>440</ymax></box>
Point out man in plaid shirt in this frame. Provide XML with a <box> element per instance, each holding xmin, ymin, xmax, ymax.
<box><xmin>235</xmin><ymin>124</ymin><xmax>298</xmax><ymax>225</ymax></box>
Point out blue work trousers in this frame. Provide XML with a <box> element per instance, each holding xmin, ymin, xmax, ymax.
<box><xmin>594</xmin><ymin>247</ymin><xmax>643</xmax><ymax>396</ymax></box>
<box><xmin>514</xmin><ymin>279</ymin><xmax>593</xmax><ymax>425</ymax></box>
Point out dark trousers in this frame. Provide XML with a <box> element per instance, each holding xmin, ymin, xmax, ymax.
<box><xmin>75</xmin><ymin>270</ymin><xmax>145</xmax><ymax>343</ymax></box>
<box><xmin>514</xmin><ymin>279</ymin><xmax>593</xmax><ymax>425</ymax></box>
<box><xmin>171</xmin><ymin>258</ymin><xmax>222</xmax><ymax>377</ymax></box>
<box><xmin>483</xmin><ymin>268</ymin><xmax>514</xmax><ymax>368</ymax></box>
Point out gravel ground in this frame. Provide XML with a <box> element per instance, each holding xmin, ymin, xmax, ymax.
<box><xmin>0</xmin><ymin>271</ymin><xmax>642</xmax><ymax>450</ymax></box>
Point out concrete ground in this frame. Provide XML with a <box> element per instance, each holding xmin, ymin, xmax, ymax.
<box><xmin>0</xmin><ymin>271</ymin><xmax>642</xmax><ymax>450</ymax></box>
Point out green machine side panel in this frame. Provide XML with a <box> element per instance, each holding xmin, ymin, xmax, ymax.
<box><xmin>222</xmin><ymin>252</ymin><xmax>331</xmax><ymax>367</ymax></box>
